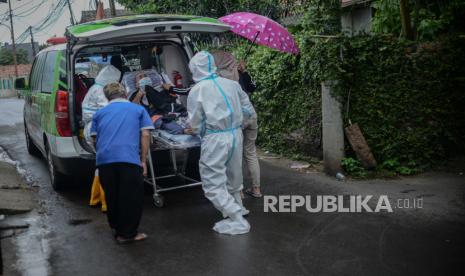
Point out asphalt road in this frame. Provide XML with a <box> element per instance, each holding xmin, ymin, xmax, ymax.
<box><xmin>1</xmin><ymin>98</ymin><xmax>464</xmax><ymax>276</ymax></box>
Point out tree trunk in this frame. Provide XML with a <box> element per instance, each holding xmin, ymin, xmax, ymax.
<box><xmin>400</xmin><ymin>0</ymin><xmax>414</xmax><ymax>40</ymax></box>
<box><xmin>412</xmin><ymin>0</ymin><xmax>420</xmax><ymax>40</ymax></box>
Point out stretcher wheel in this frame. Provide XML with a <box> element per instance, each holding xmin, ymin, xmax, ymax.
<box><xmin>153</xmin><ymin>194</ymin><xmax>164</xmax><ymax>208</ymax></box>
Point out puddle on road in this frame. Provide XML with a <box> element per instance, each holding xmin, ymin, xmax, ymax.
<box><xmin>400</xmin><ymin>189</ymin><xmax>416</xmax><ymax>194</ymax></box>
<box><xmin>68</xmin><ymin>218</ymin><xmax>92</xmax><ymax>226</ymax></box>
<box><xmin>0</xmin><ymin>146</ymin><xmax>49</xmax><ymax>275</ymax></box>
<box><xmin>0</xmin><ymin>146</ymin><xmax>35</xmax><ymax>185</ymax></box>
<box><xmin>14</xmin><ymin>212</ymin><xmax>51</xmax><ymax>276</ymax></box>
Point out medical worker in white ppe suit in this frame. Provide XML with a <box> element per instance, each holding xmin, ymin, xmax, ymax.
<box><xmin>187</xmin><ymin>51</ymin><xmax>252</xmax><ymax>235</ymax></box>
<box><xmin>82</xmin><ymin>65</ymin><xmax>122</xmax><ymax>149</ymax></box>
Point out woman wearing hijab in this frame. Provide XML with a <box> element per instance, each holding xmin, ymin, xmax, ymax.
<box><xmin>212</xmin><ymin>51</ymin><xmax>262</xmax><ymax>198</ymax></box>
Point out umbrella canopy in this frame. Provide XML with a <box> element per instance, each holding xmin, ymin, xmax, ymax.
<box><xmin>219</xmin><ymin>12</ymin><xmax>299</xmax><ymax>55</ymax></box>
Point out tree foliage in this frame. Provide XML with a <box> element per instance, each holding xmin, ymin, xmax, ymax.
<box><xmin>116</xmin><ymin>0</ymin><xmax>297</xmax><ymax>20</ymax></box>
<box><xmin>241</xmin><ymin>0</ymin><xmax>465</xmax><ymax>174</ymax></box>
<box><xmin>372</xmin><ymin>0</ymin><xmax>465</xmax><ymax>40</ymax></box>
<box><xmin>338</xmin><ymin>35</ymin><xmax>465</xmax><ymax>172</ymax></box>
<box><xmin>0</xmin><ymin>48</ymin><xmax>29</xmax><ymax>65</ymax></box>
<box><xmin>302</xmin><ymin>0</ymin><xmax>340</xmax><ymax>35</ymax></box>
<box><xmin>237</xmin><ymin>37</ymin><xmax>323</xmax><ymax>158</ymax></box>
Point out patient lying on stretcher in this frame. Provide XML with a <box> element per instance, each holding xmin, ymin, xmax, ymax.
<box><xmin>128</xmin><ymin>72</ymin><xmax>193</xmax><ymax>135</ymax></box>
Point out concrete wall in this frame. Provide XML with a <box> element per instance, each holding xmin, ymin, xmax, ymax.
<box><xmin>341</xmin><ymin>5</ymin><xmax>373</xmax><ymax>36</ymax></box>
<box><xmin>0</xmin><ymin>77</ymin><xmax>17</xmax><ymax>98</ymax></box>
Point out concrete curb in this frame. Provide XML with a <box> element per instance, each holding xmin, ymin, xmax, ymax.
<box><xmin>0</xmin><ymin>162</ymin><xmax>35</xmax><ymax>215</ymax></box>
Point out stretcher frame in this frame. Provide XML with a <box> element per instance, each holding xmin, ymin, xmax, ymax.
<box><xmin>145</xmin><ymin>130</ymin><xmax>202</xmax><ymax>207</ymax></box>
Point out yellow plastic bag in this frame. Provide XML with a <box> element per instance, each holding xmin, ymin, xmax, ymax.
<box><xmin>89</xmin><ymin>169</ymin><xmax>107</xmax><ymax>212</ymax></box>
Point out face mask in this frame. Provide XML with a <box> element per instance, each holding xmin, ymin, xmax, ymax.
<box><xmin>138</xmin><ymin>77</ymin><xmax>152</xmax><ymax>88</ymax></box>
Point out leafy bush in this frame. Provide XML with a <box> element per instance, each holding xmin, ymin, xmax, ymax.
<box><xmin>338</xmin><ymin>35</ymin><xmax>465</xmax><ymax>171</ymax></box>
<box><xmin>243</xmin><ymin>33</ymin><xmax>465</xmax><ymax>174</ymax></box>
<box><xmin>341</xmin><ymin>157</ymin><xmax>368</xmax><ymax>178</ymax></box>
<box><xmin>239</xmin><ymin>0</ymin><xmax>341</xmax><ymax>157</ymax></box>
<box><xmin>241</xmin><ymin>39</ymin><xmax>322</xmax><ymax>156</ymax></box>
<box><xmin>239</xmin><ymin>1</ymin><xmax>465</xmax><ymax>175</ymax></box>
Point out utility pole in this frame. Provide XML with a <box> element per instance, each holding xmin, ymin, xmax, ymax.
<box><xmin>109</xmin><ymin>0</ymin><xmax>116</xmax><ymax>17</ymax></box>
<box><xmin>4</xmin><ymin>0</ymin><xmax>18</xmax><ymax>77</ymax></box>
<box><xmin>65</xmin><ymin>0</ymin><xmax>75</xmax><ymax>25</ymax></box>
<box><xmin>29</xmin><ymin>26</ymin><xmax>36</xmax><ymax>57</ymax></box>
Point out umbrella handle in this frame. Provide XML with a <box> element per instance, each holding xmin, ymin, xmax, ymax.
<box><xmin>244</xmin><ymin>31</ymin><xmax>260</xmax><ymax>61</ymax></box>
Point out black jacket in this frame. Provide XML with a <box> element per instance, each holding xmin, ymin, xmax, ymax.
<box><xmin>238</xmin><ymin>71</ymin><xmax>257</xmax><ymax>94</ymax></box>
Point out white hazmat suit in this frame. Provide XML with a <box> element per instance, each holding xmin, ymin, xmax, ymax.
<box><xmin>82</xmin><ymin>65</ymin><xmax>121</xmax><ymax>149</ymax></box>
<box><xmin>187</xmin><ymin>51</ymin><xmax>251</xmax><ymax>235</ymax></box>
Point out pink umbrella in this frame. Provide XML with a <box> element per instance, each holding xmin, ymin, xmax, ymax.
<box><xmin>219</xmin><ymin>12</ymin><xmax>300</xmax><ymax>56</ymax></box>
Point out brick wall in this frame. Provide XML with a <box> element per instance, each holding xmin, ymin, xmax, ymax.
<box><xmin>0</xmin><ymin>64</ymin><xmax>32</xmax><ymax>78</ymax></box>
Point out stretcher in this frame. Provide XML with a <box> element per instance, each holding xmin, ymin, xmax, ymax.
<box><xmin>145</xmin><ymin>129</ymin><xmax>202</xmax><ymax>207</ymax></box>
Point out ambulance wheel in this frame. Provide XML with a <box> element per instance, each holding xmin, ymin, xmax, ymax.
<box><xmin>24</xmin><ymin>122</ymin><xmax>40</xmax><ymax>156</ymax></box>
<box><xmin>153</xmin><ymin>194</ymin><xmax>164</xmax><ymax>208</ymax></box>
<box><xmin>46</xmin><ymin>143</ymin><xmax>67</xmax><ymax>191</ymax></box>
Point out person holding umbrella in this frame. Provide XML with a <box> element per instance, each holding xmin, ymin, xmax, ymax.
<box><xmin>216</xmin><ymin>12</ymin><xmax>300</xmax><ymax>198</ymax></box>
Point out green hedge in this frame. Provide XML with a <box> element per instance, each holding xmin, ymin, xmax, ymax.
<box><xmin>240</xmin><ymin>36</ymin><xmax>323</xmax><ymax>159</ymax></box>
<box><xmin>243</xmin><ymin>33</ymin><xmax>465</xmax><ymax>172</ymax></box>
<box><xmin>338</xmin><ymin>35</ymin><xmax>465</xmax><ymax>171</ymax></box>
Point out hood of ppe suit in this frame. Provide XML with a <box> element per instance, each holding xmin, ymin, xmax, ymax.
<box><xmin>82</xmin><ymin>65</ymin><xmax>121</xmax><ymax>125</ymax></box>
<box><xmin>187</xmin><ymin>77</ymin><xmax>244</xmax><ymax>134</ymax></box>
<box><xmin>189</xmin><ymin>51</ymin><xmax>217</xmax><ymax>82</ymax></box>
<box><xmin>211</xmin><ymin>51</ymin><xmax>239</xmax><ymax>82</ymax></box>
<box><xmin>94</xmin><ymin>65</ymin><xmax>121</xmax><ymax>86</ymax></box>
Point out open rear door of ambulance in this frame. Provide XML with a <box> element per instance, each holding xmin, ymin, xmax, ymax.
<box><xmin>65</xmin><ymin>14</ymin><xmax>231</xmax><ymax>45</ymax></box>
<box><xmin>66</xmin><ymin>15</ymin><xmax>231</xmax><ymax>158</ymax></box>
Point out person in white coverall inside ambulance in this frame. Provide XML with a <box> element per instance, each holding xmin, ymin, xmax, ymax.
<box><xmin>187</xmin><ymin>51</ymin><xmax>252</xmax><ymax>235</ymax></box>
<box><xmin>82</xmin><ymin>65</ymin><xmax>121</xmax><ymax>212</ymax></box>
<box><xmin>82</xmin><ymin>65</ymin><xmax>122</xmax><ymax>147</ymax></box>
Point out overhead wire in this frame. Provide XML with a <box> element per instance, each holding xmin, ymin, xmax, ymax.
<box><xmin>14</xmin><ymin>0</ymin><xmax>72</xmax><ymax>43</ymax></box>
<box><xmin>14</xmin><ymin>0</ymin><xmax>49</xmax><ymax>18</ymax></box>
<box><xmin>3</xmin><ymin>0</ymin><xmax>80</xmax><ymax>45</ymax></box>
<box><xmin>0</xmin><ymin>0</ymin><xmax>38</xmax><ymax>21</ymax></box>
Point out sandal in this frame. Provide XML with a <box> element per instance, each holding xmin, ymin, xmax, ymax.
<box><xmin>115</xmin><ymin>233</ymin><xmax>148</xmax><ymax>244</ymax></box>
<box><xmin>245</xmin><ymin>188</ymin><xmax>263</xmax><ymax>198</ymax></box>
